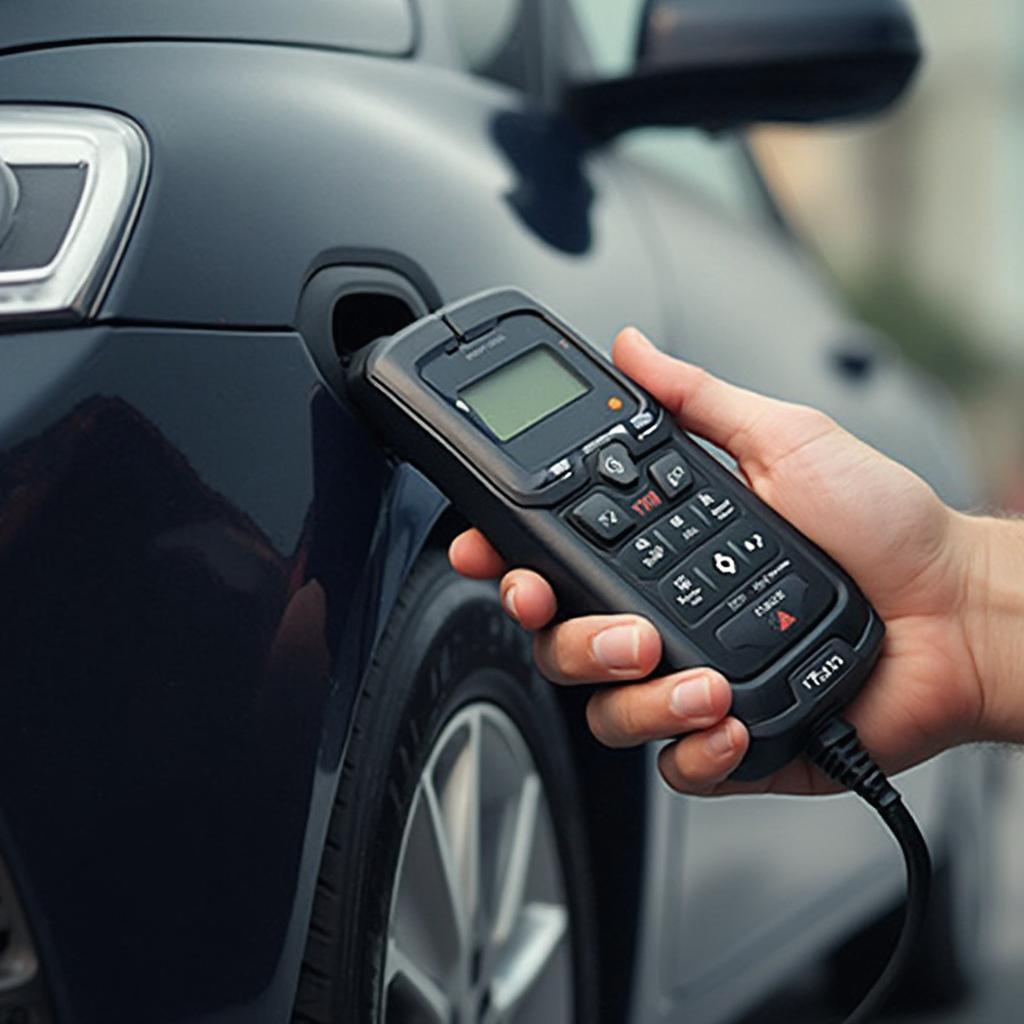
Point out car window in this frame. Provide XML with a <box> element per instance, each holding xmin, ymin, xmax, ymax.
<box><xmin>566</xmin><ymin>0</ymin><xmax>772</xmax><ymax>226</ymax></box>
<box><xmin>442</xmin><ymin>0</ymin><xmax>541</xmax><ymax>93</ymax></box>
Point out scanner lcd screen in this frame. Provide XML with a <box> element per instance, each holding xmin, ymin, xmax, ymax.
<box><xmin>460</xmin><ymin>346</ymin><xmax>589</xmax><ymax>442</ymax></box>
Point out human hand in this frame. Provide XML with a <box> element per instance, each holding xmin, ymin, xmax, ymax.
<box><xmin>449</xmin><ymin>328</ymin><xmax>989</xmax><ymax>796</ymax></box>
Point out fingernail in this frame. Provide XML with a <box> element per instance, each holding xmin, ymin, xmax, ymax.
<box><xmin>591</xmin><ymin>624</ymin><xmax>640</xmax><ymax>671</ymax></box>
<box><xmin>707</xmin><ymin>722</ymin><xmax>736</xmax><ymax>757</ymax></box>
<box><xmin>669</xmin><ymin>676</ymin><xmax>712</xmax><ymax>718</ymax></box>
<box><xmin>503</xmin><ymin>585</ymin><xmax>519</xmax><ymax>621</ymax></box>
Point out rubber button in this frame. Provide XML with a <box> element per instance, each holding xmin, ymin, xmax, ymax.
<box><xmin>716</xmin><ymin>573</ymin><xmax>809</xmax><ymax>651</ymax></box>
<box><xmin>648</xmin><ymin>450</ymin><xmax>692</xmax><ymax>499</ymax></box>
<box><xmin>689</xmin><ymin>533</ymin><xmax>757</xmax><ymax>591</ymax></box>
<box><xmin>690</xmin><ymin>486</ymin><xmax>739</xmax><ymax>528</ymax></box>
<box><xmin>659</xmin><ymin>564</ymin><xmax>715</xmax><ymax>626</ymax></box>
<box><xmin>620</xmin><ymin>527</ymin><xmax>676</xmax><ymax>579</ymax></box>
<box><xmin>726</xmin><ymin>522</ymin><xmax>777</xmax><ymax>571</ymax></box>
<box><xmin>596</xmin><ymin>442</ymin><xmax>638</xmax><ymax>488</ymax></box>
<box><xmin>570</xmin><ymin>492</ymin><xmax>634</xmax><ymax>544</ymax></box>
<box><xmin>653</xmin><ymin>505</ymin><xmax>707</xmax><ymax>554</ymax></box>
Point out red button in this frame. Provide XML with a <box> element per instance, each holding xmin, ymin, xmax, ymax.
<box><xmin>776</xmin><ymin>610</ymin><xmax>798</xmax><ymax>632</ymax></box>
<box><xmin>716</xmin><ymin>573</ymin><xmax>809</xmax><ymax>652</ymax></box>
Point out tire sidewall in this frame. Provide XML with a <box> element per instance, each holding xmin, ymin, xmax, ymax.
<box><xmin>327</xmin><ymin>556</ymin><xmax>599</xmax><ymax>1023</ymax></box>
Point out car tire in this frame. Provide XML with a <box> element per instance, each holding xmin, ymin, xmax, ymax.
<box><xmin>292</xmin><ymin>549</ymin><xmax>600</xmax><ymax>1023</ymax></box>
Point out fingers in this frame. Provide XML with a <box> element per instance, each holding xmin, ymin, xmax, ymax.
<box><xmin>499</xmin><ymin>569</ymin><xmax>558</xmax><ymax>631</ymax></box>
<box><xmin>588</xmin><ymin>672</ymin><xmax>829</xmax><ymax>797</ymax></box>
<box><xmin>612</xmin><ymin>327</ymin><xmax>791</xmax><ymax>466</ymax></box>
<box><xmin>657</xmin><ymin>730</ymin><xmax>834</xmax><ymax>797</ymax></box>
<box><xmin>533</xmin><ymin>614</ymin><xmax>662</xmax><ymax>684</ymax></box>
<box><xmin>448</xmin><ymin>529</ymin><xmax>506</xmax><ymax>579</ymax></box>
<box><xmin>449</xmin><ymin>519</ymin><xmax>825</xmax><ymax>797</ymax></box>
<box><xmin>447</xmin><ymin>532</ymin><xmax>558</xmax><ymax>629</ymax></box>
<box><xmin>657</xmin><ymin>718</ymin><xmax>751</xmax><ymax>794</ymax></box>
<box><xmin>584</xmin><ymin>669</ymin><xmax>754</xmax><ymax>796</ymax></box>
<box><xmin>586</xmin><ymin>669</ymin><xmax>732</xmax><ymax>747</ymax></box>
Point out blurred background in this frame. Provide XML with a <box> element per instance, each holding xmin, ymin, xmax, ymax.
<box><xmin>575</xmin><ymin>0</ymin><xmax>1024</xmax><ymax>512</ymax></box>
<box><xmin>742</xmin><ymin>2</ymin><xmax>1024</xmax><ymax>1020</ymax></box>
<box><xmin>574</xmin><ymin>0</ymin><xmax>1023</xmax><ymax>1020</ymax></box>
<box><xmin>752</xmin><ymin>5</ymin><xmax>1024</xmax><ymax>1015</ymax></box>
<box><xmin>753</xmin><ymin>0</ymin><xmax>1024</xmax><ymax>515</ymax></box>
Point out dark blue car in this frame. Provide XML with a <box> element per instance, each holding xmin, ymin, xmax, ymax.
<box><xmin>0</xmin><ymin>2</ymin><xmax>990</xmax><ymax>1022</ymax></box>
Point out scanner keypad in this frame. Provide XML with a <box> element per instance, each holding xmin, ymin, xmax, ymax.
<box><xmin>568</xmin><ymin>441</ymin><xmax>827</xmax><ymax>669</ymax></box>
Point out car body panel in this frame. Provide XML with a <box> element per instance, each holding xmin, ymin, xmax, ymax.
<box><xmin>0</xmin><ymin>42</ymin><xmax>667</xmax><ymax>348</ymax></box>
<box><xmin>631</xmin><ymin>752</ymin><xmax>964</xmax><ymax>1024</ymax></box>
<box><xmin>0</xmin><ymin>323</ymin><xmax>445</xmax><ymax>1022</ymax></box>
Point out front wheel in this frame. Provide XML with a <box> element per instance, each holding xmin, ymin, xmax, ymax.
<box><xmin>386</xmin><ymin>701</ymin><xmax>573</xmax><ymax>1022</ymax></box>
<box><xmin>292</xmin><ymin>551</ymin><xmax>600</xmax><ymax>1023</ymax></box>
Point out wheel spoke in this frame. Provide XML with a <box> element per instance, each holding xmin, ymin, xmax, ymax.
<box><xmin>491</xmin><ymin>773</ymin><xmax>541</xmax><ymax>946</ymax></box>
<box><xmin>423</xmin><ymin>777</ymin><xmax>469</xmax><ymax>940</ymax></box>
<box><xmin>488</xmin><ymin>903</ymin><xmax>568</xmax><ymax>1017</ymax></box>
<box><xmin>385</xmin><ymin>937</ymin><xmax>452</xmax><ymax>1023</ymax></box>
<box><xmin>387</xmin><ymin>703</ymin><xmax>573</xmax><ymax>1024</ymax></box>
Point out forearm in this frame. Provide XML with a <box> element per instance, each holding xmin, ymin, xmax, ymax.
<box><xmin>956</xmin><ymin>512</ymin><xmax>1024</xmax><ymax>743</ymax></box>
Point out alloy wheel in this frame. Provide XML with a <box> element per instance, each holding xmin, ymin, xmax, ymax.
<box><xmin>383</xmin><ymin>701</ymin><xmax>573</xmax><ymax>1023</ymax></box>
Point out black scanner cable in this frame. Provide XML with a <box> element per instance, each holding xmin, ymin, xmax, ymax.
<box><xmin>806</xmin><ymin>718</ymin><xmax>932</xmax><ymax>1024</ymax></box>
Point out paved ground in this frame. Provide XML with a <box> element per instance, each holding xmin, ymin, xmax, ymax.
<box><xmin>739</xmin><ymin>754</ymin><xmax>1024</xmax><ymax>1024</ymax></box>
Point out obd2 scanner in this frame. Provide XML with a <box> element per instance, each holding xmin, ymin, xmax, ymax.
<box><xmin>348</xmin><ymin>289</ymin><xmax>931</xmax><ymax>1024</ymax></box>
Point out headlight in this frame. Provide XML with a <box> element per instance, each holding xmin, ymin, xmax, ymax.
<box><xmin>0</xmin><ymin>106</ymin><xmax>148</xmax><ymax>323</ymax></box>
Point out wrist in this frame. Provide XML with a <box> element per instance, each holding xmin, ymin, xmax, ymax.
<box><xmin>953</xmin><ymin>511</ymin><xmax>1024</xmax><ymax>743</ymax></box>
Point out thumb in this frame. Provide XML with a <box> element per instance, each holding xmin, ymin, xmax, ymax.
<box><xmin>612</xmin><ymin>327</ymin><xmax>783</xmax><ymax>463</ymax></box>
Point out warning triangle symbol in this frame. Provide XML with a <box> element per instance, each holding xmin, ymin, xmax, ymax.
<box><xmin>777</xmin><ymin>610</ymin><xmax>797</xmax><ymax>632</ymax></box>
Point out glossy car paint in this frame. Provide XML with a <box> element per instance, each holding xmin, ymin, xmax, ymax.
<box><xmin>0</xmin><ymin>10</ymin><xmax>978</xmax><ymax>1024</ymax></box>
<box><xmin>0</xmin><ymin>42</ymin><xmax>666</xmax><ymax>340</ymax></box>
<box><xmin>0</xmin><ymin>322</ymin><xmax>446</xmax><ymax>1022</ymax></box>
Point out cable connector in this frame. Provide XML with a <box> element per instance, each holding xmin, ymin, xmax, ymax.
<box><xmin>806</xmin><ymin>718</ymin><xmax>900</xmax><ymax>811</ymax></box>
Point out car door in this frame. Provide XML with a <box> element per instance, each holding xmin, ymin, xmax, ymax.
<box><xmin>560</xmin><ymin>0</ymin><xmax>972</xmax><ymax>1015</ymax></box>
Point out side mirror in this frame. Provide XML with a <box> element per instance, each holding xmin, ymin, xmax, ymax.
<box><xmin>566</xmin><ymin>0</ymin><xmax>922</xmax><ymax>139</ymax></box>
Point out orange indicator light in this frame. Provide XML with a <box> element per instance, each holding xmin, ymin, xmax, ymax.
<box><xmin>608</xmin><ymin>396</ymin><xmax>623</xmax><ymax>411</ymax></box>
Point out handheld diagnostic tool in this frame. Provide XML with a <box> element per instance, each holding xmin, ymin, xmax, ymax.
<box><xmin>349</xmin><ymin>289</ymin><xmax>885</xmax><ymax>780</ymax></box>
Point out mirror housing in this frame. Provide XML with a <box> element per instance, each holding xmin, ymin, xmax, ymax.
<box><xmin>567</xmin><ymin>0</ymin><xmax>922</xmax><ymax>139</ymax></box>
